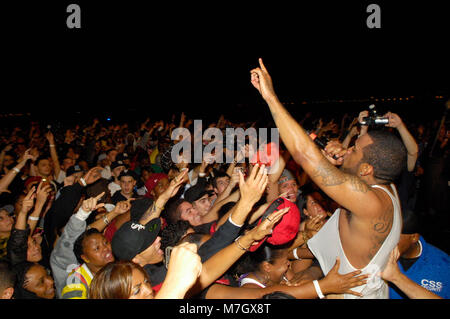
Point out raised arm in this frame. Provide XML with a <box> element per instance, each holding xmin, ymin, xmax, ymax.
<box><xmin>138</xmin><ymin>169</ymin><xmax>188</xmax><ymax>225</ymax></box>
<box><xmin>384</xmin><ymin>112</ymin><xmax>418</xmax><ymax>172</ymax></box>
<box><xmin>216</xmin><ymin>163</ymin><xmax>268</xmax><ymax>229</ymax></box>
<box><xmin>27</xmin><ymin>181</ymin><xmax>52</xmax><ymax>235</ymax></box>
<box><xmin>0</xmin><ymin>149</ymin><xmax>35</xmax><ymax>194</ymax></box>
<box><xmin>250</xmin><ymin>58</ymin><xmax>382</xmax><ymax>217</ymax></box>
<box><xmin>46</xmin><ymin>131</ymin><xmax>61</xmax><ymax>179</ymax></box>
<box><xmin>188</xmin><ymin>206</ymin><xmax>289</xmax><ymax>296</ymax></box>
<box><xmin>87</xmin><ymin>199</ymin><xmax>132</xmax><ymax>232</ymax></box>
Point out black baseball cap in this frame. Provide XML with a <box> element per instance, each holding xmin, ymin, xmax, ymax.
<box><xmin>184</xmin><ymin>184</ymin><xmax>214</xmax><ymax>203</ymax></box>
<box><xmin>116</xmin><ymin>153</ymin><xmax>129</xmax><ymax>162</ymax></box>
<box><xmin>111</xmin><ymin>160</ymin><xmax>127</xmax><ymax>170</ymax></box>
<box><xmin>111</xmin><ymin>218</ymin><xmax>161</xmax><ymax>261</ymax></box>
<box><xmin>66</xmin><ymin>164</ymin><xmax>84</xmax><ymax>177</ymax></box>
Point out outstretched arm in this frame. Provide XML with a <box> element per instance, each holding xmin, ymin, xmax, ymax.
<box><xmin>384</xmin><ymin>112</ymin><xmax>418</xmax><ymax>172</ymax></box>
<box><xmin>250</xmin><ymin>58</ymin><xmax>382</xmax><ymax>217</ymax></box>
<box><xmin>46</xmin><ymin>131</ymin><xmax>61</xmax><ymax>179</ymax></box>
<box><xmin>380</xmin><ymin>247</ymin><xmax>442</xmax><ymax>299</ymax></box>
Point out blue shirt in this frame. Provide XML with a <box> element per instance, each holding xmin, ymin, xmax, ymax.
<box><xmin>389</xmin><ymin>236</ymin><xmax>450</xmax><ymax>299</ymax></box>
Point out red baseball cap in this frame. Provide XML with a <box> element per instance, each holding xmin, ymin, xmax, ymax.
<box><xmin>144</xmin><ymin>173</ymin><xmax>168</xmax><ymax>198</ymax></box>
<box><xmin>249</xmin><ymin>196</ymin><xmax>301</xmax><ymax>252</ymax></box>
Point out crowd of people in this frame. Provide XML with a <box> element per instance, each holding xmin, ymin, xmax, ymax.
<box><xmin>0</xmin><ymin>60</ymin><xmax>449</xmax><ymax>300</ymax></box>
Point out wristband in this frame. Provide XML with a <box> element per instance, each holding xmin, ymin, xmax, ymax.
<box><xmin>198</xmin><ymin>172</ymin><xmax>206</xmax><ymax>177</ymax></box>
<box><xmin>313</xmin><ymin>280</ymin><xmax>325</xmax><ymax>299</ymax></box>
<box><xmin>28</xmin><ymin>216</ymin><xmax>39</xmax><ymax>221</ymax></box>
<box><xmin>103</xmin><ymin>214</ymin><xmax>110</xmax><ymax>225</ymax></box>
<box><xmin>12</xmin><ymin>167</ymin><xmax>21</xmax><ymax>174</ymax></box>
<box><xmin>49</xmin><ymin>144</ymin><xmax>55</xmax><ymax>147</ymax></box>
<box><xmin>79</xmin><ymin>177</ymin><xmax>87</xmax><ymax>187</ymax></box>
<box><xmin>293</xmin><ymin>247</ymin><xmax>301</xmax><ymax>260</ymax></box>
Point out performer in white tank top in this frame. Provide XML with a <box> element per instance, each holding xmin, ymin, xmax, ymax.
<box><xmin>308</xmin><ymin>184</ymin><xmax>402</xmax><ymax>299</ymax></box>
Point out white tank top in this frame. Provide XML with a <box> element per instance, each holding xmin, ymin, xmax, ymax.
<box><xmin>307</xmin><ymin>184</ymin><xmax>402</xmax><ymax>299</ymax></box>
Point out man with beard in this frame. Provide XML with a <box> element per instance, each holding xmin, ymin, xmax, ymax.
<box><xmin>250</xmin><ymin>58</ymin><xmax>406</xmax><ymax>299</ymax></box>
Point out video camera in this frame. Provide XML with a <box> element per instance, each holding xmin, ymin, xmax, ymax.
<box><xmin>360</xmin><ymin>104</ymin><xmax>389</xmax><ymax>126</ymax></box>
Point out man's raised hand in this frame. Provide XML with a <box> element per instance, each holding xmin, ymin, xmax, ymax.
<box><xmin>81</xmin><ymin>192</ymin><xmax>105</xmax><ymax>213</ymax></box>
<box><xmin>250</xmin><ymin>58</ymin><xmax>277</xmax><ymax>101</ymax></box>
<box><xmin>238</xmin><ymin>163</ymin><xmax>268</xmax><ymax>206</ymax></box>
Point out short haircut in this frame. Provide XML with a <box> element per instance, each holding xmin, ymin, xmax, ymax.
<box><xmin>73</xmin><ymin>228</ymin><xmax>102</xmax><ymax>264</ymax></box>
<box><xmin>163</xmin><ymin>198</ymin><xmax>187</xmax><ymax>225</ymax></box>
<box><xmin>0</xmin><ymin>261</ymin><xmax>16</xmax><ymax>291</ymax></box>
<box><xmin>34</xmin><ymin>155</ymin><xmax>50</xmax><ymax>166</ymax></box>
<box><xmin>363</xmin><ymin>130</ymin><xmax>407</xmax><ymax>183</ymax></box>
<box><xmin>211</xmin><ymin>172</ymin><xmax>230</xmax><ymax>189</ymax></box>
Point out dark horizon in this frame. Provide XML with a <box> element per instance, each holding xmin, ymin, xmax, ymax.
<box><xmin>1</xmin><ymin>2</ymin><xmax>448</xmax><ymax>120</ymax></box>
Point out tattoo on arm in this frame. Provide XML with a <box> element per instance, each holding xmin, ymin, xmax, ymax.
<box><xmin>312</xmin><ymin>158</ymin><xmax>369</xmax><ymax>193</ymax></box>
<box><xmin>139</xmin><ymin>203</ymin><xmax>157</xmax><ymax>222</ymax></box>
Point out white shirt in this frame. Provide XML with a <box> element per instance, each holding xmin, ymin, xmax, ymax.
<box><xmin>101</xmin><ymin>166</ymin><xmax>112</xmax><ymax>180</ymax></box>
<box><xmin>307</xmin><ymin>184</ymin><xmax>402</xmax><ymax>299</ymax></box>
<box><xmin>108</xmin><ymin>181</ymin><xmax>121</xmax><ymax>197</ymax></box>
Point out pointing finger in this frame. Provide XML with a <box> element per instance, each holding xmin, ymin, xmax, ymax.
<box><xmin>259</xmin><ymin>58</ymin><xmax>268</xmax><ymax>72</ymax></box>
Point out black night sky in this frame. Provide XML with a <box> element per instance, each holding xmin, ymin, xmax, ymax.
<box><xmin>2</xmin><ymin>1</ymin><xmax>449</xmax><ymax>124</ymax></box>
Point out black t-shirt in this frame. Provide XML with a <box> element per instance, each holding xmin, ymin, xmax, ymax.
<box><xmin>111</xmin><ymin>190</ymin><xmax>139</xmax><ymax>205</ymax></box>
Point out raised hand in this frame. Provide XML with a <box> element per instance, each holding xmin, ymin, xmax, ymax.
<box><xmin>157</xmin><ymin>242</ymin><xmax>202</xmax><ymax>299</ymax></box>
<box><xmin>35</xmin><ymin>181</ymin><xmax>52</xmax><ymax>206</ymax></box>
<box><xmin>161</xmin><ymin>168</ymin><xmax>188</xmax><ymax>201</ymax></box>
<box><xmin>246</xmin><ymin>206</ymin><xmax>290</xmax><ymax>243</ymax></box>
<box><xmin>45</xmin><ymin>131</ymin><xmax>55</xmax><ymax>144</ymax></box>
<box><xmin>19</xmin><ymin>186</ymin><xmax>37</xmax><ymax>215</ymax></box>
<box><xmin>358</xmin><ymin>110</ymin><xmax>369</xmax><ymax>125</ymax></box>
<box><xmin>322</xmin><ymin>140</ymin><xmax>346</xmax><ymax>166</ymax></box>
<box><xmin>250</xmin><ymin>58</ymin><xmax>277</xmax><ymax>101</ymax></box>
<box><xmin>114</xmin><ymin>199</ymin><xmax>133</xmax><ymax>215</ymax></box>
<box><xmin>82</xmin><ymin>166</ymin><xmax>103</xmax><ymax>185</ymax></box>
<box><xmin>305</xmin><ymin>214</ymin><xmax>326</xmax><ymax>237</ymax></box>
<box><xmin>384</xmin><ymin>112</ymin><xmax>403</xmax><ymax>129</ymax></box>
<box><xmin>238</xmin><ymin>163</ymin><xmax>268</xmax><ymax>206</ymax></box>
<box><xmin>81</xmin><ymin>192</ymin><xmax>105</xmax><ymax>213</ymax></box>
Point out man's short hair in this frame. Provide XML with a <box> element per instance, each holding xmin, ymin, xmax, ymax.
<box><xmin>34</xmin><ymin>155</ymin><xmax>50</xmax><ymax>166</ymax></box>
<box><xmin>363</xmin><ymin>130</ymin><xmax>407</xmax><ymax>183</ymax></box>
<box><xmin>163</xmin><ymin>198</ymin><xmax>187</xmax><ymax>225</ymax></box>
<box><xmin>0</xmin><ymin>261</ymin><xmax>16</xmax><ymax>292</ymax></box>
<box><xmin>211</xmin><ymin>171</ymin><xmax>230</xmax><ymax>189</ymax></box>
